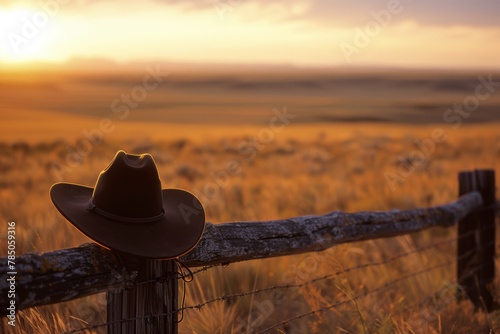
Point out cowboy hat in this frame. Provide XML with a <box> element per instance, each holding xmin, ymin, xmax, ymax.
<box><xmin>50</xmin><ymin>150</ymin><xmax>205</xmax><ymax>259</ymax></box>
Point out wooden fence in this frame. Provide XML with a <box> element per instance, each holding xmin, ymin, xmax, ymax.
<box><xmin>0</xmin><ymin>169</ymin><xmax>497</xmax><ymax>333</ymax></box>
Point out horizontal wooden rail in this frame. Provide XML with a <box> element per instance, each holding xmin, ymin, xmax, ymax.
<box><xmin>0</xmin><ymin>191</ymin><xmax>484</xmax><ymax>315</ymax></box>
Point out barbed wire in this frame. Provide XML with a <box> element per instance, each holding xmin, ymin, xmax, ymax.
<box><xmin>390</xmin><ymin>279</ymin><xmax>461</xmax><ymax>322</ymax></box>
<box><xmin>115</xmin><ymin>217</ymin><xmax>492</xmax><ymax>291</ymax></box>
<box><xmin>65</xmin><ymin>235</ymin><xmax>492</xmax><ymax>334</ymax></box>
<box><xmin>178</xmin><ymin>233</ymin><xmax>467</xmax><ymax>312</ymax></box>
<box><xmin>131</xmin><ymin>262</ymin><xmax>223</xmax><ymax>287</ymax></box>
<box><xmin>129</xmin><ymin>218</ymin><xmax>495</xmax><ymax>292</ymax></box>
<box><xmin>62</xmin><ymin>231</ymin><xmax>491</xmax><ymax>334</ymax></box>
<box><xmin>255</xmin><ymin>241</ymin><xmax>493</xmax><ymax>333</ymax></box>
<box><xmin>62</xmin><ymin>261</ymin><xmax>456</xmax><ymax>334</ymax></box>
<box><xmin>255</xmin><ymin>260</ymin><xmax>454</xmax><ymax>333</ymax></box>
<box><xmin>59</xmin><ymin>204</ymin><xmax>499</xmax><ymax>334</ymax></box>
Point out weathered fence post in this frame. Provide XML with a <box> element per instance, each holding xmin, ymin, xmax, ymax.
<box><xmin>457</xmin><ymin>169</ymin><xmax>496</xmax><ymax>311</ymax></box>
<box><xmin>107</xmin><ymin>258</ymin><xmax>178</xmax><ymax>334</ymax></box>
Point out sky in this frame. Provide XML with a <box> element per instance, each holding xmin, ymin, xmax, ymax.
<box><xmin>0</xmin><ymin>0</ymin><xmax>499</xmax><ymax>69</ymax></box>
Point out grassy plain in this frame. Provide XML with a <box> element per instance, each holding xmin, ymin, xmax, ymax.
<box><xmin>1</xmin><ymin>64</ymin><xmax>500</xmax><ymax>333</ymax></box>
<box><xmin>0</xmin><ymin>115</ymin><xmax>499</xmax><ymax>333</ymax></box>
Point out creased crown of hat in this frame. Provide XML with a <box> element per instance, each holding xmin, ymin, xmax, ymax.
<box><xmin>50</xmin><ymin>150</ymin><xmax>205</xmax><ymax>259</ymax></box>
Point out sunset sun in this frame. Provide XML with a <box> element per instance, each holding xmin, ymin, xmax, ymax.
<box><xmin>0</xmin><ymin>7</ymin><xmax>58</xmax><ymax>63</ymax></box>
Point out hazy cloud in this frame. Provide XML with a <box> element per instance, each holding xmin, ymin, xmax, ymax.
<box><xmin>3</xmin><ymin>0</ymin><xmax>500</xmax><ymax>27</ymax></box>
<box><xmin>301</xmin><ymin>0</ymin><xmax>500</xmax><ymax>27</ymax></box>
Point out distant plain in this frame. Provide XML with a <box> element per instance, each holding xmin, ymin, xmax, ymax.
<box><xmin>1</xmin><ymin>64</ymin><xmax>499</xmax><ymax>333</ymax></box>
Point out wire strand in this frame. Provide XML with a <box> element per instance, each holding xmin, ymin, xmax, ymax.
<box><xmin>255</xmin><ymin>260</ymin><xmax>454</xmax><ymax>333</ymax></box>
<box><xmin>60</xmin><ymin>224</ymin><xmax>496</xmax><ymax>333</ymax></box>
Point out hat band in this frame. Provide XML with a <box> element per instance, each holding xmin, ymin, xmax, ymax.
<box><xmin>87</xmin><ymin>198</ymin><xmax>165</xmax><ymax>223</ymax></box>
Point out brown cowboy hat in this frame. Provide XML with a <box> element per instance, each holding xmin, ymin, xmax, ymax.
<box><xmin>50</xmin><ymin>150</ymin><xmax>205</xmax><ymax>259</ymax></box>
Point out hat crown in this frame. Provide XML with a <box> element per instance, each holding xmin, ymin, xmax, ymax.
<box><xmin>92</xmin><ymin>151</ymin><xmax>164</xmax><ymax>220</ymax></box>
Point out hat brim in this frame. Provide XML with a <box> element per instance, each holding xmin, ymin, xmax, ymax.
<box><xmin>50</xmin><ymin>183</ymin><xmax>205</xmax><ymax>259</ymax></box>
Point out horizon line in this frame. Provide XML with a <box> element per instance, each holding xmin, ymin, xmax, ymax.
<box><xmin>2</xmin><ymin>57</ymin><xmax>500</xmax><ymax>73</ymax></box>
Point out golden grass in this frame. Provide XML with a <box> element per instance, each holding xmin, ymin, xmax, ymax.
<box><xmin>1</xmin><ymin>122</ymin><xmax>499</xmax><ymax>333</ymax></box>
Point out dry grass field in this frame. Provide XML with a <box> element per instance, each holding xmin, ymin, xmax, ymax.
<box><xmin>1</xmin><ymin>65</ymin><xmax>500</xmax><ymax>333</ymax></box>
<box><xmin>0</xmin><ymin>117</ymin><xmax>499</xmax><ymax>333</ymax></box>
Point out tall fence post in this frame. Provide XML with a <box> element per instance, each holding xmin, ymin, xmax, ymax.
<box><xmin>457</xmin><ymin>169</ymin><xmax>496</xmax><ymax>311</ymax></box>
<box><xmin>107</xmin><ymin>258</ymin><xmax>178</xmax><ymax>334</ymax></box>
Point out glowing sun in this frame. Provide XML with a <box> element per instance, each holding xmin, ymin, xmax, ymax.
<box><xmin>0</xmin><ymin>7</ymin><xmax>58</xmax><ymax>63</ymax></box>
